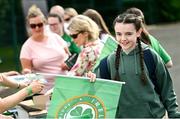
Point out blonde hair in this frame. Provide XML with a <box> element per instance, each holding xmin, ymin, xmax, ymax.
<box><xmin>50</xmin><ymin>5</ymin><xmax>64</xmax><ymax>18</ymax></box>
<box><xmin>64</xmin><ymin>8</ymin><xmax>78</xmax><ymax>17</ymax></box>
<box><xmin>68</xmin><ymin>15</ymin><xmax>99</xmax><ymax>42</ymax></box>
<box><xmin>26</xmin><ymin>4</ymin><xmax>46</xmax><ymax>24</ymax></box>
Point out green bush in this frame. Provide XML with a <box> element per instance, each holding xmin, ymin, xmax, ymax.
<box><xmin>158</xmin><ymin>0</ymin><xmax>180</xmax><ymax>22</ymax></box>
<box><xmin>0</xmin><ymin>46</ymin><xmax>21</xmax><ymax>72</ymax></box>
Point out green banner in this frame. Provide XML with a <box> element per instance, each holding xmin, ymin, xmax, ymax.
<box><xmin>47</xmin><ymin>75</ymin><xmax>124</xmax><ymax>119</ymax></box>
<box><xmin>93</xmin><ymin>36</ymin><xmax>118</xmax><ymax>71</ymax></box>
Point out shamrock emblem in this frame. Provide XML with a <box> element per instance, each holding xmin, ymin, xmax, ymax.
<box><xmin>68</xmin><ymin>106</ymin><xmax>94</xmax><ymax>119</ymax></box>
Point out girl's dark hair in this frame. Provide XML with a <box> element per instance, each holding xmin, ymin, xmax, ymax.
<box><xmin>125</xmin><ymin>7</ymin><xmax>151</xmax><ymax>45</ymax></box>
<box><xmin>126</xmin><ymin>7</ymin><xmax>145</xmax><ymax>23</ymax></box>
<box><xmin>113</xmin><ymin>13</ymin><xmax>147</xmax><ymax>85</ymax></box>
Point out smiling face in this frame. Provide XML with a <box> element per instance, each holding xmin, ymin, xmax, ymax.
<box><xmin>114</xmin><ymin>22</ymin><xmax>141</xmax><ymax>52</ymax></box>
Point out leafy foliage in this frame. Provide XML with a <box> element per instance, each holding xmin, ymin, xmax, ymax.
<box><xmin>0</xmin><ymin>1</ymin><xmax>11</xmax><ymax>43</ymax></box>
<box><xmin>158</xmin><ymin>0</ymin><xmax>180</xmax><ymax>22</ymax></box>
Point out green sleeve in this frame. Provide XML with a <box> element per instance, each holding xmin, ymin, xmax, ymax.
<box><xmin>149</xmin><ymin>35</ymin><xmax>171</xmax><ymax>64</ymax></box>
<box><xmin>62</xmin><ymin>34</ymin><xmax>81</xmax><ymax>54</ymax></box>
<box><xmin>157</xmin><ymin>44</ymin><xmax>171</xmax><ymax>63</ymax></box>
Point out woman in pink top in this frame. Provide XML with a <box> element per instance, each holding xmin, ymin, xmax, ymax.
<box><xmin>20</xmin><ymin>5</ymin><xmax>70</xmax><ymax>92</ymax></box>
<box><xmin>67</xmin><ymin>15</ymin><xmax>103</xmax><ymax>76</ymax></box>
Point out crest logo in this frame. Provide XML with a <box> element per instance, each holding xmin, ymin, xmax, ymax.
<box><xmin>56</xmin><ymin>94</ymin><xmax>106</xmax><ymax>119</ymax></box>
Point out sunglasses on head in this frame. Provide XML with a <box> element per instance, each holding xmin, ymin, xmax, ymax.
<box><xmin>70</xmin><ymin>32</ymin><xmax>81</xmax><ymax>39</ymax></box>
<box><xmin>30</xmin><ymin>23</ymin><xmax>43</xmax><ymax>29</ymax></box>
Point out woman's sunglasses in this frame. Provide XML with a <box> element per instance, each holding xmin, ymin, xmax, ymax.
<box><xmin>70</xmin><ymin>32</ymin><xmax>81</xmax><ymax>39</ymax></box>
<box><xmin>30</xmin><ymin>23</ymin><xmax>43</xmax><ymax>29</ymax></box>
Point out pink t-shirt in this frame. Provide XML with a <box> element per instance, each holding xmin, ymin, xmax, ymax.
<box><xmin>20</xmin><ymin>33</ymin><xmax>68</xmax><ymax>92</ymax></box>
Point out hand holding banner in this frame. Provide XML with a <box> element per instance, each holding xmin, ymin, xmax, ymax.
<box><xmin>47</xmin><ymin>75</ymin><xmax>124</xmax><ymax>119</ymax></box>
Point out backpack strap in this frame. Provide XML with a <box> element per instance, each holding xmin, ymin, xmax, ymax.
<box><xmin>143</xmin><ymin>49</ymin><xmax>160</xmax><ymax>95</ymax></box>
<box><xmin>99</xmin><ymin>56</ymin><xmax>111</xmax><ymax>79</ymax></box>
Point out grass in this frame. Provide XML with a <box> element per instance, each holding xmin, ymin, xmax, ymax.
<box><xmin>0</xmin><ymin>46</ymin><xmax>21</xmax><ymax>72</ymax></box>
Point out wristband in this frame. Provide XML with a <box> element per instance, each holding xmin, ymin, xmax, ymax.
<box><xmin>26</xmin><ymin>86</ymin><xmax>33</xmax><ymax>96</ymax></box>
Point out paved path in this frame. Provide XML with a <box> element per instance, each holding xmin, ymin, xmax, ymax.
<box><xmin>148</xmin><ymin>22</ymin><xmax>180</xmax><ymax>110</ymax></box>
